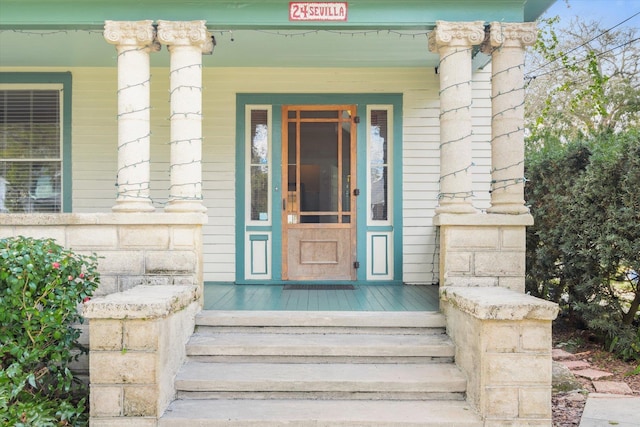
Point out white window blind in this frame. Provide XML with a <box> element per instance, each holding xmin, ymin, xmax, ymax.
<box><xmin>0</xmin><ymin>87</ymin><xmax>62</xmax><ymax>213</ymax></box>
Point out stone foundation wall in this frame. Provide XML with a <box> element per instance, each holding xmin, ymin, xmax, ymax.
<box><xmin>441</xmin><ymin>286</ymin><xmax>558</xmax><ymax>426</ymax></box>
<box><xmin>0</xmin><ymin>213</ymin><xmax>207</xmax><ymax>297</ymax></box>
<box><xmin>0</xmin><ymin>213</ymin><xmax>206</xmax><ymax>398</ymax></box>
<box><xmin>434</xmin><ymin>214</ymin><xmax>533</xmax><ymax>292</ymax></box>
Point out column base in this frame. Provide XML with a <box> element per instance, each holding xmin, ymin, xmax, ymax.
<box><xmin>435</xmin><ymin>203</ymin><xmax>478</xmax><ymax>214</ymax></box>
<box><xmin>112</xmin><ymin>199</ymin><xmax>155</xmax><ymax>213</ymax></box>
<box><xmin>486</xmin><ymin>204</ymin><xmax>530</xmax><ymax>215</ymax></box>
<box><xmin>164</xmin><ymin>200</ymin><xmax>207</xmax><ymax>213</ymax></box>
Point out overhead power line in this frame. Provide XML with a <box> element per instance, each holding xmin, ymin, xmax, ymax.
<box><xmin>526</xmin><ymin>36</ymin><xmax>640</xmax><ymax>81</ymax></box>
<box><xmin>527</xmin><ymin>11</ymin><xmax>640</xmax><ymax>76</ymax></box>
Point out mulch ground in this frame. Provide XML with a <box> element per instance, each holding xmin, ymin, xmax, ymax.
<box><xmin>551</xmin><ymin>319</ymin><xmax>640</xmax><ymax>426</ymax></box>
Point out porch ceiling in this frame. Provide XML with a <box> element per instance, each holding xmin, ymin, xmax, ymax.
<box><xmin>0</xmin><ymin>28</ymin><xmax>442</xmax><ymax>68</ymax></box>
<box><xmin>0</xmin><ymin>0</ymin><xmax>555</xmax><ymax>68</ymax></box>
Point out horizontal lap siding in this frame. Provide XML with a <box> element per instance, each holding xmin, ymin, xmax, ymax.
<box><xmin>8</xmin><ymin>66</ymin><xmax>491</xmax><ymax>284</ymax></box>
<box><xmin>402</xmin><ymin>79</ymin><xmax>440</xmax><ymax>284</ymax></box>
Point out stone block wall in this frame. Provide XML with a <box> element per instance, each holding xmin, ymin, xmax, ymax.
<box><xmin>434</xmin><ymin>214</ymin><xmax>533</xmax><ymax>292</ymax></box>
<box><xmin>84</xmin><ymin>285</ymin><xmax>199</xmax><ymax>426</ymax></box>
<box><xmin>441</xmin><ymin>286</ymin><xmax>558</xmax><ymax>426</ymax></box>
<box><xmin>0</xmin><ymin>213</ymin><xmax>207</xmax><ymax>297</ymax></box>
<box><xmin>0</xmin><ymin>212</ymin><xmax>207</xmax><ymax>398</ymax></box>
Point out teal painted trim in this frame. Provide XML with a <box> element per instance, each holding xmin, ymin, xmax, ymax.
<box><xmin>246</xmin><ymin>226</ymin><xmax>273</xmax><ymax>232</ymax></box>
<box><xmin>234</xmin><ymin>279</ymin><xmax>403</xmax><ymax>286</ymax></box>
<box><xmin>0</xmin><ymin>72</ymin><xmax>72</xmax><ymax>213</ymax></box>
<box><xmin>370</xmin><ymin>234</ymin><xmax>389</xmax><ymax>276</ymax></box>
<box><xmin>236</xmin><ymin>93</ymin><xmax>402</xmax><ymax>284</ymax></box>
<box><xmin>238</xmin><ymin>94</ymin><xmax>401</xmax><ymax>106</ymax></box>
<box><xmin>249</xmin><ymin>235</ymin><xmax>269</xmax><ymax>275</ymax></box>
<box><xmin>204</xmin><ymin>281</ymin><xmax>236</xmax><ymax>285</ymax></box>
<box><xmin>524</xmin><ymin>0</ymin><xmax>557</xmax><ymax>23</ymax></box>
<box><xmin>391</xmin><ymin>96</ymin><xmax>403</xmax><ymax>281</ymax></box>
<box><xmin>368</xmin><ymin>226</ymin><xmax>394</xmax><ymax>232</ymax></box>
<box><xmin>235</xmin><ymin>98</ymin><xmax>246</xmax><ymax>281</ymax></box>
<box><xmin>355</xmin><ymin>102</ymin><xmax>368</xmax><ymax>282</ymax></box>
<box><xmin>0</xmin><ymin>0</ymin><xmax>551</xmax><ymax>30</ymax></box>
<box><xmin>271</xmin><ymin>106</ymin><xmax>283</xmax><ymax>280</ymax></box>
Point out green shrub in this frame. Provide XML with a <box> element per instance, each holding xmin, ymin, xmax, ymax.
<box><xmin>525</xmin><ymin>130</ymin><xmax>640</xmax><ymax>361</ymax></box>
<box><xmin>0</xmin><ymin>236</ymin><xmax>100</xmax><ymax>426</ymax></box>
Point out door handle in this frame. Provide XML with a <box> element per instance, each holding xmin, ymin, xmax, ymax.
<box><xmin>283</xmin><ymin>198</ymin><xmax>286</xmax><ymax>211</ymax></box>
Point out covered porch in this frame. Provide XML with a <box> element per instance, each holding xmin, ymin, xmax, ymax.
<box><xmin>1</xmin><ymin>1</ymin><xmax>560</xmax><ymax>425</ymax></box>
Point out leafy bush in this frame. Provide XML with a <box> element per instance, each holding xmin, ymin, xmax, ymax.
<box><xmin>0</xmin><ymin>236</ymin><xmax>100</xmax><ymax>426</ymax></box>
<box><xmin>525</xmin><ymin>130</ymin><xmax>640</xmax><ymax>361</ymax></box>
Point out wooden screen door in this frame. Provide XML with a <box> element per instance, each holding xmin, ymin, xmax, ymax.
<box><xmin>282</xmin><ymin>105</ymin><xmax>357</xmax><ymax>281</ymax></box>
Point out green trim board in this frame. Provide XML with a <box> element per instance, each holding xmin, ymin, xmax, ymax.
<box><xmin>236</xmin><ymin>93</ymin><xmax>402</xmax><ymax>285</ymax></box>
<box><xmin>369</xmin><ymin>234</ymin><xmax>389</xmax><ymax>276</ymax></box>
<box><xmin>249</xmin><ymin>234</ymin><xmax>269</xmax><ymax>276</ymax></box>
<box><xmin>0</xmin><ymin>0</ymin><xmax>554</xmax><ymax>29</ymax></box>
<box><xmin>0</xmin><ymin>1</ymin><xmax>554</xmax><ymax>68</ymax></box>
<box><xmin>0</xmin><ymin>72</ymin><xmax>72</xmax><ymax>213</ymax></box>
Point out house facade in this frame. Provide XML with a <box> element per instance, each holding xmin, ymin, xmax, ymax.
<box><xmin>1</xmin><ymin>1</ymin><xmax>559</xmax><ymax>425</ymax></box>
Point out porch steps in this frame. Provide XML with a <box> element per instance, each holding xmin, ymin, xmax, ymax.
<box><xmin>159</xmin><ymin>310</ymin><xmax>482</xmax><ymax>426</ymax></box>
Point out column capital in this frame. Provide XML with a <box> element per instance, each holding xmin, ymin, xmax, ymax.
<box><xmin>486</xmin><ymin>22</ymin><xmax>537</xmax><ymax>49</ymax></box>
<box><xmin>104</xmin><ymin>20</ymin><xmax>157</xmax><ymax>47</ymax></box>
<box><xmin>157</xmin><ymin>20</ymin><xmax>214</xmax><ymax>53</ymax></box>
<box><xmin>428</xmin><ymin>20</ymin><xmax>485</xmax><ymax>52</ymax></box>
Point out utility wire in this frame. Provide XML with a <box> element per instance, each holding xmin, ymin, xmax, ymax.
<box><xmin>527</xmin><ymin>11</ymin><xmax>640</xmax><ymax>76</ymax></box>
<box><xmin>526</xmin><ymin>36</ymin><xmax>640</xmax><ymax>81</ymax></box>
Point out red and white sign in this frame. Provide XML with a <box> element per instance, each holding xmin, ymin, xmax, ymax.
<box><xmin>289</xmin><ymin>2</ymin><xmax>348</xmax><ymax>21</ymax></box>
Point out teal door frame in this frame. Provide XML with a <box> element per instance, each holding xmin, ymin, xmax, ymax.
<box><xmin>236</xmin><ymin>93</ymin><xmax>402</xmax><ymax>284</ymax></box>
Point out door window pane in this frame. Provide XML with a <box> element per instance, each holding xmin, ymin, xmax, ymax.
<box><xmin>341</xmin><ymin>121</ymin><xmax>351</xmax><ymax>212</ymax></box>
<box><xmin>299</xmin><ymin>122</ymin><xmax>338</xmax><ymax>213</ymax></box>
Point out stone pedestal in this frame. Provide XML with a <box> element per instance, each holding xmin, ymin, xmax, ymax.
<box><xmin>428</xmin><ymin>21</ymin><xmax>485</xmax><ymax>214</ymax></box>
<box><xmin>84</xmin><ymin>285</ymin><xmax>200</xmax><ymax>427</ymax></box>
<box><xmin>104</xmin><ymin>21</ymin><xmax>158</xmax><ymax>213</ymax></box>
<box><xmin>434</xmin><ymin>213</ymin><xmax>533</xmax><ymax>292</ymax></box>
<box><xmin>441</xmin><ymin>287</ymin><xmax>558</xmax><ymax>426</ymax></box>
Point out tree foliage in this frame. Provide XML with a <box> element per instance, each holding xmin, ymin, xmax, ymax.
<box><xmin>525</xmin><ymin>16</ymin><xmax>640</xmax><ymax>142</ymax></box>
<box><xmin>524</xmin><ymin>12</ymin><xmax>640</xmax><ymax>360</ymax></box>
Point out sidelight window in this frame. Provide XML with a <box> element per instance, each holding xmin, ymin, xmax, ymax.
<box><xmin>368</xmin><ymin>106</ymin><xmax>392</xmax><ymax>223</ymax></box>
<box><xmin>246</xmin><ymin>106</ymin><xmax>271</xmax><ymax>223</ymax></box>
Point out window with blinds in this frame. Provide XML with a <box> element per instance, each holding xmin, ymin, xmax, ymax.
<box><xmin>0</xmin><ymin>86</ymin><xmax>62</xmax><ymax>213</ymax></box>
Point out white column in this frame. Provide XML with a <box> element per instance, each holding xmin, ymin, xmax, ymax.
<box><xmin>484</xmin><ymin>22</ymin><xmax>537</xmax><ymax>214</ymax></box>
<box><xmin>157</xmin><ymin>21</ymin><xmax>213</xmax><ymax>213</ymax></box>
<box><xmin>428</xmin><ymin>21</ymin><xmax>485</xmax><ymax>214</ymax></box>
<box><xmin>104</xmin><ymin>20</ymin><xmax>158</xmax><ymax>212</ymax></box>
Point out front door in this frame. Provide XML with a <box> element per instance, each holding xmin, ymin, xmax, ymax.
<box><xmin>282</xmin><ymin>105</ymin><xmax>357</xmax><ymax>281</ymax></box>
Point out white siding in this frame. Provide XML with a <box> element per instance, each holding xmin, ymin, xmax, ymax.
<box><xmin>3</xmin><ymin>66</ymin><xmax>493</xmax><ymax>284</ymax></box>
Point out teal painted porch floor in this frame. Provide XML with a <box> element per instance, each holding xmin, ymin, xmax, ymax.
<box><xmin>203</xmin><ymin>284</ymin><xmax>440</xmax><ymax>311</ymax></box>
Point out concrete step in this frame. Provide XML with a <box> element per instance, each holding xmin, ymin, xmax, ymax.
<box><xmin>159</xmin><ymin>399</ymin><xmax>483</xmax><ymax>426</ymax></box>
<box><xmin>175</xmin><ymin>361</ymin><xmax>467</xmax><ymax>400</ymax></box>
<box><xmin>186</xmin><ymin>331</ymin><xmax>455</xmax><ymax>361</ymax></box>
<box><xmin>195</xmin><ymin>310</ymin><xmax>446</xmax><ymax>335</ymax></box>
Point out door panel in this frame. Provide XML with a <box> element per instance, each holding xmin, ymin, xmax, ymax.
<box><xmin>282</xmin><ymin>105</ymin><xmax>357</xmax><ymax>281</ymax></box>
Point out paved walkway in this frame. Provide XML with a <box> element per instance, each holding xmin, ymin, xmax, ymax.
<box><xmin>579</xmin><ymin>393</ymin><xmax>640</xmax><ymax>427</ymax></box>
<box><xmin>553</xmin><ymin>349</ymin><xmax>639</xmax><ymax>427</ymax></box>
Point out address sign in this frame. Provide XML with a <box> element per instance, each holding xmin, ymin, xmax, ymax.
<box><xmin>289</xmin><ymin>2</ymin><xmax>348</xmax><ymax>21</ymax></box>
